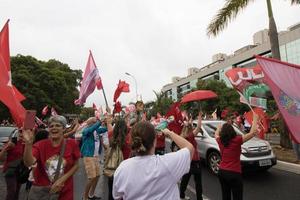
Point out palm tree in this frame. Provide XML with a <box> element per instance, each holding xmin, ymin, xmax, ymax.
<box><xmin>207</xmin><ymin>0</ymin><xmax>300</xmax><ymax>148</ymax></box>
<box><xmin>207</xmin><ymin>0</ymin><xmax>300</xmax><ymax>60</ymax></box>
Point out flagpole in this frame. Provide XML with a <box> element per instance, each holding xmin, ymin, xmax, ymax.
<box><xmin>237</xmin><ymin>91</ymin><xmax>264</xmax><ymax>129</ymax></box>
<box><xmin>101</xmin><ymin>87</ymin><xmax>109</xmax><ymax>110</ymax></box>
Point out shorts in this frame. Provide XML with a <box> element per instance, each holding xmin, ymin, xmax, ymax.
<box><xmin>83</xmin><ymin>156</ymin><xmax>100</xmax><ymax>179</ymax></box>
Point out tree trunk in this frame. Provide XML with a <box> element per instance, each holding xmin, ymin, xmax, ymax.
<box><xmin>266</xmin><ymin>0</ymin><xmax>281</xmax><ymax>60</ymax></box>
<box><xmin>265</xmin><ymin>0</ymin><xmax>292</xmax><ymax>148</ymax></box>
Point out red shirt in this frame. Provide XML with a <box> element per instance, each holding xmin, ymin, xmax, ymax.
<box><xmin>3</xmin><ymin>140</ymin><xmax>24</xmax><ymax>172</ymax></box>
<box><xmin>32</xmin><ymin>139</ymin><xmax>81</xmax><ymax>200</ymax></box>
<box><xmin>155</xmin><ymin>133</ymin><xmax>165</xmax><ymax>149</ymax></box>
<box><xmin>108</xmin><ymin>129</ymin><xmax>131</xmax><ymax>160</ymax></box>
<box><xmin>217</xmin><ymin>135</ymin><xmax>243</xmax><ymax>173</ymax></box>
<box><xmin>186</xmin><ymin>132</ymin><xmax>200</xmax><ymax>161</ymax></box>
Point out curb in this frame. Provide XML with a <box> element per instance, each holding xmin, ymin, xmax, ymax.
<box><xmin>273</xmin><ymin>160</ymin><xmax>300</xmax><ymax>174</ymax></box>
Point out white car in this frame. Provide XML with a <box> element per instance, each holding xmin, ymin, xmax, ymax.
<box><xmin>166</xmin><ymin>120</ymin><xmax>277</xmax><ymax>175</ymax></box>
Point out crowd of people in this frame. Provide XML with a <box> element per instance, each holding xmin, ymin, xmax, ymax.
<box><xmin>0</xmin><ymin>102</ymin><xmax>265</xmax><ymax>200</ymax></box>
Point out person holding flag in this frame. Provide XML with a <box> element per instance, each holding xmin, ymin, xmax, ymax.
<box><xmin>215</xmin><ymin>112</ymin><xmax>259</xmax><ymax>200</ymax></box>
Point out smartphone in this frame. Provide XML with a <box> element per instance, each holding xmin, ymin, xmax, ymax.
<box><xmin>23</xmin><ymin>110</ymin><xmax>36</xmax><ymax>129</ymax></box>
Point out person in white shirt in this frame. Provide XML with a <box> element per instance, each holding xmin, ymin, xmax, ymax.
<box><xmin>113</xmin><ymin>121</ymin><xmax>194</xmax><ymax>200</ymax></box>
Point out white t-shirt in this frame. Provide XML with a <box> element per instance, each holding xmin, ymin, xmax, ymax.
<box><xmin>113</xmin><ymin>148</ymin><xmax>191</xmax><ymax>200</ymax></box>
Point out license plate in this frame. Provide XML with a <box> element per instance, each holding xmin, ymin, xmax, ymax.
<box><xmin>259</xmin><ymin>159</ymin><xmax>272</xmax><ymax>166</ymax></box>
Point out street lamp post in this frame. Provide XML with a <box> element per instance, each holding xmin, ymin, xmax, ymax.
<box><xmin>125</xmin><ymin>72</ymin><xmax>138</xmax><ymax>101</ymax></box>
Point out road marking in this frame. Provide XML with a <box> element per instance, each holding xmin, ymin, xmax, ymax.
<box><xmin>187</xmin><ymin>185</ymin><xmax>210</xmax><ymax>200</ymax></box>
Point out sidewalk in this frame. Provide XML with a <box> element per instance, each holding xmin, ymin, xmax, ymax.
<box><xmin>274</xmin><ymin>160</ymin><xmax>300</xmax><ymax>174</ymax></box>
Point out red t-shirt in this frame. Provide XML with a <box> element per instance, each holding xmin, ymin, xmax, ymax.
<box><xmin>186</xmin><ymin>132</ymin><xmax>200</xmax><ymax>161</ymax></box>
<box><xmin>32</xmin><ymin>139</ymin><xmax>81</xmax><ymax>200</ymax></box>
<box><xmin>217</xmin><ymin>135</ymin><xmax>243</xmax><ymax>173</ymax></box>
<box><xmin>3</xmin><ymin>140</ymin><xmax>24</xmax><ymax>172</ymax></box>
<box><xmin>155</xmin><ymin>133</ymin><xmax>165</xmax><ymax>149</ymax></box>
<box><xmin>108</xmin><ymin>129</ymin><xmax>131</xmax><ymax>160</ymax></box>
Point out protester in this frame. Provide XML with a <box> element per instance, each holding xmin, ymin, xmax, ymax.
<box><xmin>215</xmin><ymin>113</ymin><xmax>259</xmax><ymax>200</ymax></box>
<box><xmin>64</xmin><ymin>118</ymin><xmax>80</xmax><ymax>138</ymax></box>
<box><xmin>155</xmin><ymin>131</ymin><xmax>165</xmax><ymax>155</ymax></box>
<box><xmin>81</xmin><ymin>117</ymin><xmax>108</xmax><ymax>200</ymax></box>
<box><xmin>113</xmin><ymin>121</ymin><xmax>194</xmax><ymax>200</ymax></box>
<box><xmin>106</xmin><ymin>118</ymin><xmax>131</xmax><ymax>200</ymax></box>
<box><xmin>180</xmin><ymin>112</ymin><xmax>203</xmax><ymax>200</ymax></box>
<box><xmin>23</xmin><ymin>115</ymin><xmax>81</xmax><ymax>200</ymax></box>
<box><xmin>26</xmin><ymin>129</ymin><xmax>49</xmax><ymax>192</ymax></box>
<box><xmin>0</xmin><ymin>129</ymin><xmax>24</xmax><ymax>200</ymax></box>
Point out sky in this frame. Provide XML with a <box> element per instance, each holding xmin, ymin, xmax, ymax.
<box><xmin>1</xmin><ymin>0</ymin><xmax>300</xmax><ymax>108</ymax></box>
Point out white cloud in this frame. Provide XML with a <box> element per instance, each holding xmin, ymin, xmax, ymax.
<box><xmin>1</xmin><ymin>0</ymin><xmax>299</xmax><ymax>108</ymax></box>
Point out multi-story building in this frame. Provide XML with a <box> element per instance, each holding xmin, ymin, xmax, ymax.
<box><xmin>161</xmin><ymin>22</ymin><xmax>300</xmax><ymax>101</ymax></box>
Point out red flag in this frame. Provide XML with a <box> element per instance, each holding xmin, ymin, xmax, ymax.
<box><xmin>51</xmin><ymin>107</ymin><xmax>58</xmax><ymax>116</ymax></box>
<box><xmin>165</xmin><ymin>102</ymin><xmax>183</xmax><ymax>134</ymax></box>
<box><xmin>113</xmin><ymin>101</ymin><xmax>122</xmax><ymax>114</ymax></box>
<box><xmin>113</xmin><ymin>80</ymin><xmax>130</xmax><ymax>102</ymax></box>
<box><xmin>256</xmin><ymin>55</ymin><xmax>300</xmax><ymax>143</ymax></box>
<box><xmin>244</xmin><ymin>107</ymin><xmax>269</xmax><ymax>139</ymax></box>
<box><xmin>225</xmin><ymin>65</ymin><xmax>264</xmax><ymax>92</ymax></box>
<box><xmin>0</xmin><ymin>20</ymin><xmax>26</xmax><ymax>127</ymax></box>
<box><xmin>42</xmin><ymin>105</ymin><xmax>48</xmax><ymax>116</ymax></box>
<box><xmin>74</xmin><ymin>51</ymin><xmax>103</xmax><ymax>105</ymax></box>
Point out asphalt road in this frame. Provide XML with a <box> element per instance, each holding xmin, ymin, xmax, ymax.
<box><xmin>185</xmin><ymin>165</ymin><xmax>300</xmax><ymax>200</ymax></box>
<box><xmin>1</xmin><ymin>161</ymin><xmax>300</xmax><ymax>200</ymax></box>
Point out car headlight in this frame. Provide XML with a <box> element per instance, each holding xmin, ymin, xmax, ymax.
<box><xmin>264</xmin><ymin>141</ymin><xmax>272</xmax><ymax>151</ymax></box>
<box><xmin>241</xmin><ymin>147</ymin><xmax>248</xmax><ymax>153</ymax></box>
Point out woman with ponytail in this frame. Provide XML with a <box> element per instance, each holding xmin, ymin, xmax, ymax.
<box><xmin>113</xmin><ymin>121</ymin><xmax>194</xmax><ymax>200</ymax></box>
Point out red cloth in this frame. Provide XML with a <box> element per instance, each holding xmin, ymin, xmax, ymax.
<box><xmin>32</xmin><ymin>139</ymin><xmax>81</xmax><ymax>200</ymax></box>
<box><xmin>113</xmin><ymin>80</ymin><xmax>130</xmax><ymax>102</ymax></box>
<box><xmin>122</xmin><ymin>131</ymin><xmax>131</xmax><ymax>160</ymax></box>
<box><xmin>217</xmin><ymin>135</ymin><xmax>243</xmax><ymax>173</ymax></box>
<box><xmin>166</xmin><ymin>102</ymin><xmax>183</xmax><ymax>134</ymax></box>
<box><xmin>0</xmin><ymin>21</ymin><xmax>26</xmax><ymax>127</ymax></box>
<box><xmin>256</xmin><ymin>56</ymin><xmax>300</xmax><ymax>143</ymax></box>
<box><xmin>3</xmin><ymin>141</ymin><xmax>24</xmax><ymax>172</ymax></box>
<box><xmin>155</xmin><ymin>133</ymin><xmax>165</xmax><ymax>149</ymax></box>
<box><xmin>186</xmin><ymin>132</ymin><xmax>200</xmax><ymax>161</ymax></box>
<box><xmin>113</xmin><ymin>101</ymin><xmax>122</xmax><ymax>114</ymax></box>
<box><xmin>244</xmin><ymin>107</ymin><xmax>269</xmax><ymax>139</ymax></box>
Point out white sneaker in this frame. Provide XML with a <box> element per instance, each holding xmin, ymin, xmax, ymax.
<box><xmin>180</xmin><ymin>196</ymin><xmax>190</xmax><ymax>200</ymax></box>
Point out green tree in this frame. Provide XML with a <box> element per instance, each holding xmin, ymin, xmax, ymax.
<box><xmin>0</xmin><ymin>55</ymin><xmax>82</xmax><ymax>121</ymax></box>
<box><xmin>196</xmin><ymin>79</ymin><xmax>248</xmax><ymax>116</ymax></box>
<box><xmin>207</xmin><ymin>0</ymin><xmax>300</xmax><ymax>59</ymax></box>
<box><xmin>144</xmin><ymin>91</ymin><xmax>173</xmax><ymax>118</ymax></box>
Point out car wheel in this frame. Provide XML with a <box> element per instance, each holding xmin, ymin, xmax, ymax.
<box><xmin>208</xmin><ymin>151</ymin><xmax>220</xmax><ymax>175</ymax></box>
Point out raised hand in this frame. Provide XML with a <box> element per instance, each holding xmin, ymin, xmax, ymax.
<box><xmin>22</xmin><ymin>129</ymin><xmax>34</xmax><ymax>145</ymax></box>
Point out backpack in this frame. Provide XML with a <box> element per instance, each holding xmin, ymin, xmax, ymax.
<box><xmin>15</xmin><ymin>160</ymin><xmax>31</xmax><ymax>184</ymax></box>
<box><xmin>103</xmin><ymin>145</ymin><xmax>124</xmax><ymax>177</ymax></box>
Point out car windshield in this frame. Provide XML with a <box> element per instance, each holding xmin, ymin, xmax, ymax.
<box><xmin>202</xmin><ymin>121</ymin><xmax>245</xmax><ymax>138</ymax></box>
<box><xmin>0</xmin><ymin>127</ymin><xmax>17</xmax><ymax>138</ymax></box>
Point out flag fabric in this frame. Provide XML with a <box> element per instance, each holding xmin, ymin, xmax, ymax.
<box><xmin>74</xmin><ymin>51</ymin><xmax>103</xmax><ymax>105</ymax></box>
<box><xmin>244</xmin><ymin>107</ymin><xmax>269</xmax><ymax>139</ymax></box>
<box><xmin>42</xmin><ymin>105</ymin><xmax>49</xmax><ymax>116</ymax></box>
<box><xmin>0</xmin><ymin>20</ymin><xmax>26</xmax><ymax>127</ymax></box>
<box><xmin>35</xmin><ymin>116</ymin><xmax>46</xmax><ymax>127</ymax></box>
<box><xmin>165</xmin><ymin>102</ymin><xmax>183</xmax><ymax>135</ymax></box>
<box><xmin>51</xmin><ymin>107</ymin><xmax>58</xmax><ymax>116</ymax></box>
<box><xmin>113</xmin><ymin>101</ymin><xmax>122</xmax><ymax>114</ymax></box>
<box><xmin>256</xmin><ymin>55</ymin><xmax>300</xmax><ymax>143</ymax></box>
<box><xmin>113</xmin><ymin>80</ymin><xmax>130</xmax><ymax>102</ymax></box>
